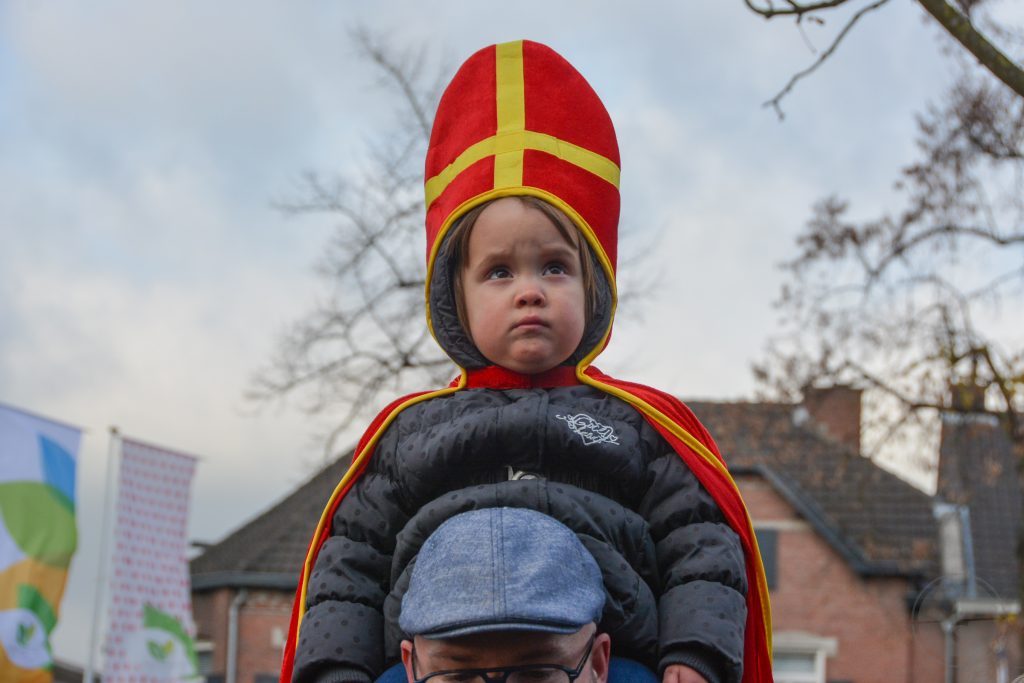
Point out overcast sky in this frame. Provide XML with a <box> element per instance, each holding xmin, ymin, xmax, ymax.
<box><xmin>1</xmin><ymin>0</ymin><xmax>974</xmax><ymax>669</ymax></box>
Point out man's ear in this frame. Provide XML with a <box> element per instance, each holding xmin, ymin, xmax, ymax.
<box><xmin>590</xmin><ymin>632</ymin><xmax>611</xmax><ymax>683</ymax></box>
<box><xmin>401</xmin><ymin>639</ymin><xmax>416</xmax><ymax>683</ymax></box>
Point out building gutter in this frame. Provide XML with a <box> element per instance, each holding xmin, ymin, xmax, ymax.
<box><xmin>191</xmin><ymin>571</ymin><xmax>295</xmax><ymax>592</ymax></box>
<box><xmin>954</xmin><ymin>597</ymin><xmax>1020</xmax><ymax>619</ymax></box>
<box><xmin>226</xmin><ymin>589</ymin><xmax>249</xmax><ymax>683</ymax></box>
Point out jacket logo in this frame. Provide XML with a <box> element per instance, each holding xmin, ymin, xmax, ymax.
<box><xmin>555</xmin><ymin>413</ymin><xmax>619</xmax><ymax>446</ymax></box>
<box><xmin>506</xmin><ymin>466</ymin><xmax>541</xmax><ymax>481</ymax></box>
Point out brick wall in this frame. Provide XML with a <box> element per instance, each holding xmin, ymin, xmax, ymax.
<box><xmin>737</xmin><ymin>474</ymin><xmax>945</xmax><ymax>683</ymax></box>
<box><xmin>193</xmin><ymin>587</ymin><xmax>293</xmax><ymax>682</ymax></box>
<box><xmin>235</xmin><ymin>590</ymin><xmax>293</xmax><ymax>682</ymax></box>
<box><xmin>193</xmin><ymin>588</ymin><xmax>233</xmax><ymax>674</ymax></box>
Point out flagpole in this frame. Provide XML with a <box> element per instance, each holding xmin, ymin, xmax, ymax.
<box><xmin>85</xmin><ymin>426</ymin><xmax>120</xmax><ymax>683</ymax></box>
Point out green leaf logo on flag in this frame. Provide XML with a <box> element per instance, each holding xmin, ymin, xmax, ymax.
<box><xmin>0</xmin><ymin>585</ymin><xmax>57</xmax><ymax>671</ymax></box>
<box><xmin>147</xmin><ymin>638</ymin><xmax>174</xmax><ymax>662</ymax></box>
<box><xmin>141</xmin><ymin>603</ymin><xmax>199</xmax><ymax>676</ymax></box>
<box><xmin>16</xmin><ymin>622</ymin><xmax>36</xmax><ymax>647</ymax></box>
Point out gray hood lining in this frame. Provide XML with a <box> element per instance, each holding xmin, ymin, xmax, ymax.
<box><xmin>428</xmin><ymin>218</ymin><xmax>613</xmax><ymax>369</ymax></box>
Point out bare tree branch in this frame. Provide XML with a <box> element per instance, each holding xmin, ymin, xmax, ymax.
<box><xmin>248</xmin><ymin>33</ymin><xmax>453</xmax><ymax>461</ymax></box>
<box><xmin>351</xmin><ymin>27</ymin><xmax>437</xmax><ymax>140</ymax></box>
<box><xmin>746</xmin><ymin>0</ymin><xmax>1024</xmax><ymax>116</ymax></box>
<box><xmin>762</xmin><ymin>0</ymin><xmax>891</xmax><ymax>119</ymax></box>
<box><xmin>916</xmin><ymin>0</ymin><xmax>1024</xmax><ymax>99</ymax></box>
<box><xmin>757</xmin><ymin>62</ymin><xmax>1024</xmax><ymax>478</ymax></box>
<box><xmin>744</xmin><ymin>0</ymin><xmax>854</xmax><ymax>18</ymax></box>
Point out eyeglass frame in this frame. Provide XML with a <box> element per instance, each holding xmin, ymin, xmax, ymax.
<box><xmin>410</xmin><ymin>632</ymin><xmax>598</xmax><ymax>683</ymax></box>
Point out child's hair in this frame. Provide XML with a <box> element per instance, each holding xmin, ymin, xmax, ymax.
<box><xmin>444</xmin><ymin>196</ymin><xmax>599</xmax><ymax>337</ymax></box>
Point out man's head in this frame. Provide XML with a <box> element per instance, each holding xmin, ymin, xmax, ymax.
<box><xmin>399</xmin><ymin>507</ymin><xmax>611</xmax><ymax>683</ymax></box>
<box><xmin>444</xmin><ymin>196</ymin><xmax>599</xmax><ymax>375</ymax></box>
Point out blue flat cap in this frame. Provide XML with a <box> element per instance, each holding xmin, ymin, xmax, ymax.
<box><xmin>400</xmin><ymin>507</ymin><xmax>605</xmax><ymax>639</ymax></box>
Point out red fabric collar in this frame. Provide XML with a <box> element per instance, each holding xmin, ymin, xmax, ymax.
<box><xmin>464</xmin><ymin>365</ymin><xmax>581</xmax><ymax>389</ymax></box>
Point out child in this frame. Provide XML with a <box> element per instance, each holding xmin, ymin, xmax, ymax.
<box><xmin>281</xmin><ymin>40</ymin><xmax>772</xmax><ymax>683</ymax></box>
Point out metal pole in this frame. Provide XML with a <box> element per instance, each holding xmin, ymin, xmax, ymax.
<box><xmin>941</xmin><ymin>615</ymin><xmax>958</xmax><ymax>683</ymax></box>
<box><xmin>84</xmin><ymin>427</ymin><xmax>120</xmax><ymax>683</ymax></box>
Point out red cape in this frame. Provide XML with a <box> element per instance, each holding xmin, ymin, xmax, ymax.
<box><xmin>280</xmin><ymin>366</ymin><xmax>773</xmax><ymax>682</ymax></box>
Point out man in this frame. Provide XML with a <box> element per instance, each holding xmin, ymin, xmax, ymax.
<box><xmin>396</xmin><ymin>507</ymin><xmax>617</xmax><ymax>683</ymax></box>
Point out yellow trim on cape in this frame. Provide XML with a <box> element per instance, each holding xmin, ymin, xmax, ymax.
<box><xmin>294</xmin><ymin>373</ymin><xmax>468</xmax><ymax>633</ymax></box>
<box><xmin>575</xmin><ymin>368</ymin><xmax>774</xmax><ymax>651</ymax></box>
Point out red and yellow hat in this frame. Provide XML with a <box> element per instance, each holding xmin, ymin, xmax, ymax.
<box><xmin>423</xmin><ymin>40</ymin><xmax>621</xmax><ymax>368</ymax></box>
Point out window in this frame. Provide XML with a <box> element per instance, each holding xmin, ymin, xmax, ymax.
<box><xmin>755</xmin><ymin>528</ymin><xmax>778</xmax><ymax>590</ymax></box>
<box><xmin>773</xmin><ymin>651</ymin><xmax>817</xmax><ymax>683</ymax></box>
<box><xmin>772</xmin><ymin>632</ymin><xmax>836</xmax><ymax>683</ymax></box>
<box><xmin>194</xmin><ymin>640</ymin><xmax>219</xmax><ymax>683</ymax></box>
<box><xmin>196</xmin><ymin>650</ymin><xmax>213</xmax><ymax>677</ymax></box>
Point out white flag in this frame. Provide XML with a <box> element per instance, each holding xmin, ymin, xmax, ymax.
<box><xmin>104</xmin><ymin>438</ymin><xmax>198</xmax><ymax>682</ymax></box>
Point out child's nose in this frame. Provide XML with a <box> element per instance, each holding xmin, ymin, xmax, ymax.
<box><xmin>515</xmin><ymin>282</ymin><xmax>546</xmax><ymax>307</ymax></box>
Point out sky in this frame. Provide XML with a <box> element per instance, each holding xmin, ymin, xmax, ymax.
<box><xmin>0</xmin><ymin>0</ymin><xmax>970</xmax><ymax>669</ymax></box>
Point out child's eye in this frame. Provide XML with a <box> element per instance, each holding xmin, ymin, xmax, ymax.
<box><xmin>544</xmin><ymin>263</ymin><xmax>568</xmax><ymax>276</ymax></box>
<box><xmin>487</xmin><ymin>267</ymin><xmax>512</xmax><ymax>280</ymax></box>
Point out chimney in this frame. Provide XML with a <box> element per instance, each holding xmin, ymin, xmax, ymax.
<box><xmin>949</xmin><ymin>382</ymin><xmax>987</xmax><ymax>414</ymax></box>
<box><xmin>937</xmin><ymin>381</ymin><xmax>1000</xmax><ymax>501</ymax></box>
<box><xmin>802</xmin><ymin>385</ymin><xmax>862</xmax><ymax>453</ymax></box>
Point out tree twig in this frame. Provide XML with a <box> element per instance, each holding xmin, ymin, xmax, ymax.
<box><xmin>744</xmin><ymin>0</ymin><xmax>854</xmax><ymax>18</ymax></box>
<box><xmin>764</xmin><ymin>0</ymin><xmax>892</xmax><ymax>119</ymax></box>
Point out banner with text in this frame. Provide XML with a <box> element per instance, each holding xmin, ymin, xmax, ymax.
<box><xmin>0</xmin><ymin>403</ymin><xmax>80</xmax><ymax>682</ymax></box>
<box><xmin>104</xmin><ymin>438</ymin><xmax>198</xmax><ymax>682</ymax></box>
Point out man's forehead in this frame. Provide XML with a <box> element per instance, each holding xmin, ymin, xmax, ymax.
<box><xmin>415</xmin><ymin>627</ymin><xmax>585</xmax><ymax>665</ymax></box>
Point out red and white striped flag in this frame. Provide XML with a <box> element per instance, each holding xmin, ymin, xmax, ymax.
<box><xmin>104</xmin><ymin>438</ymin><xmax>198</xmax><ymax>682</ymax></box>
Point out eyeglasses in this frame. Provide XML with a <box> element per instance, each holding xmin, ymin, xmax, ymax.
<box><xmin>411</xmin><ymin>633</ymin><xmax>597</xmax><ymax>683</ymax></box>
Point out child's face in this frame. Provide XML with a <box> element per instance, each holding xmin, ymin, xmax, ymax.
<box><xmin>461</xmin><ymin>198</ymin><xmax>586</xmax><ymax>375</ymax></box>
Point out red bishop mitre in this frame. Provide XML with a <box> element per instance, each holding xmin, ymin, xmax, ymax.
<box><xmin>423</xmin><ymin>40</ymin><xmax>621</xmax><ymax>283</ymax></box>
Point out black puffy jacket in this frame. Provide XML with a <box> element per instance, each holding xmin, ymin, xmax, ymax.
<box><xmin>293</xmin><ymin>381</ymin><xmax>747</xmax><ymax>683</ymax></box>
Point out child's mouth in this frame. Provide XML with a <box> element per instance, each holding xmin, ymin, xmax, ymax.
<box><xmin>514</xmin><ymin>316</ymin><xmax>547</xmax><ymax>330</ymax></box>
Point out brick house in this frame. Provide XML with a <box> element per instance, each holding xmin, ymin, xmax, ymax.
<box><xmin>190</xmin><ymin>387</ymin><xmax>1020</xmax><ymax>683</ymax></box>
